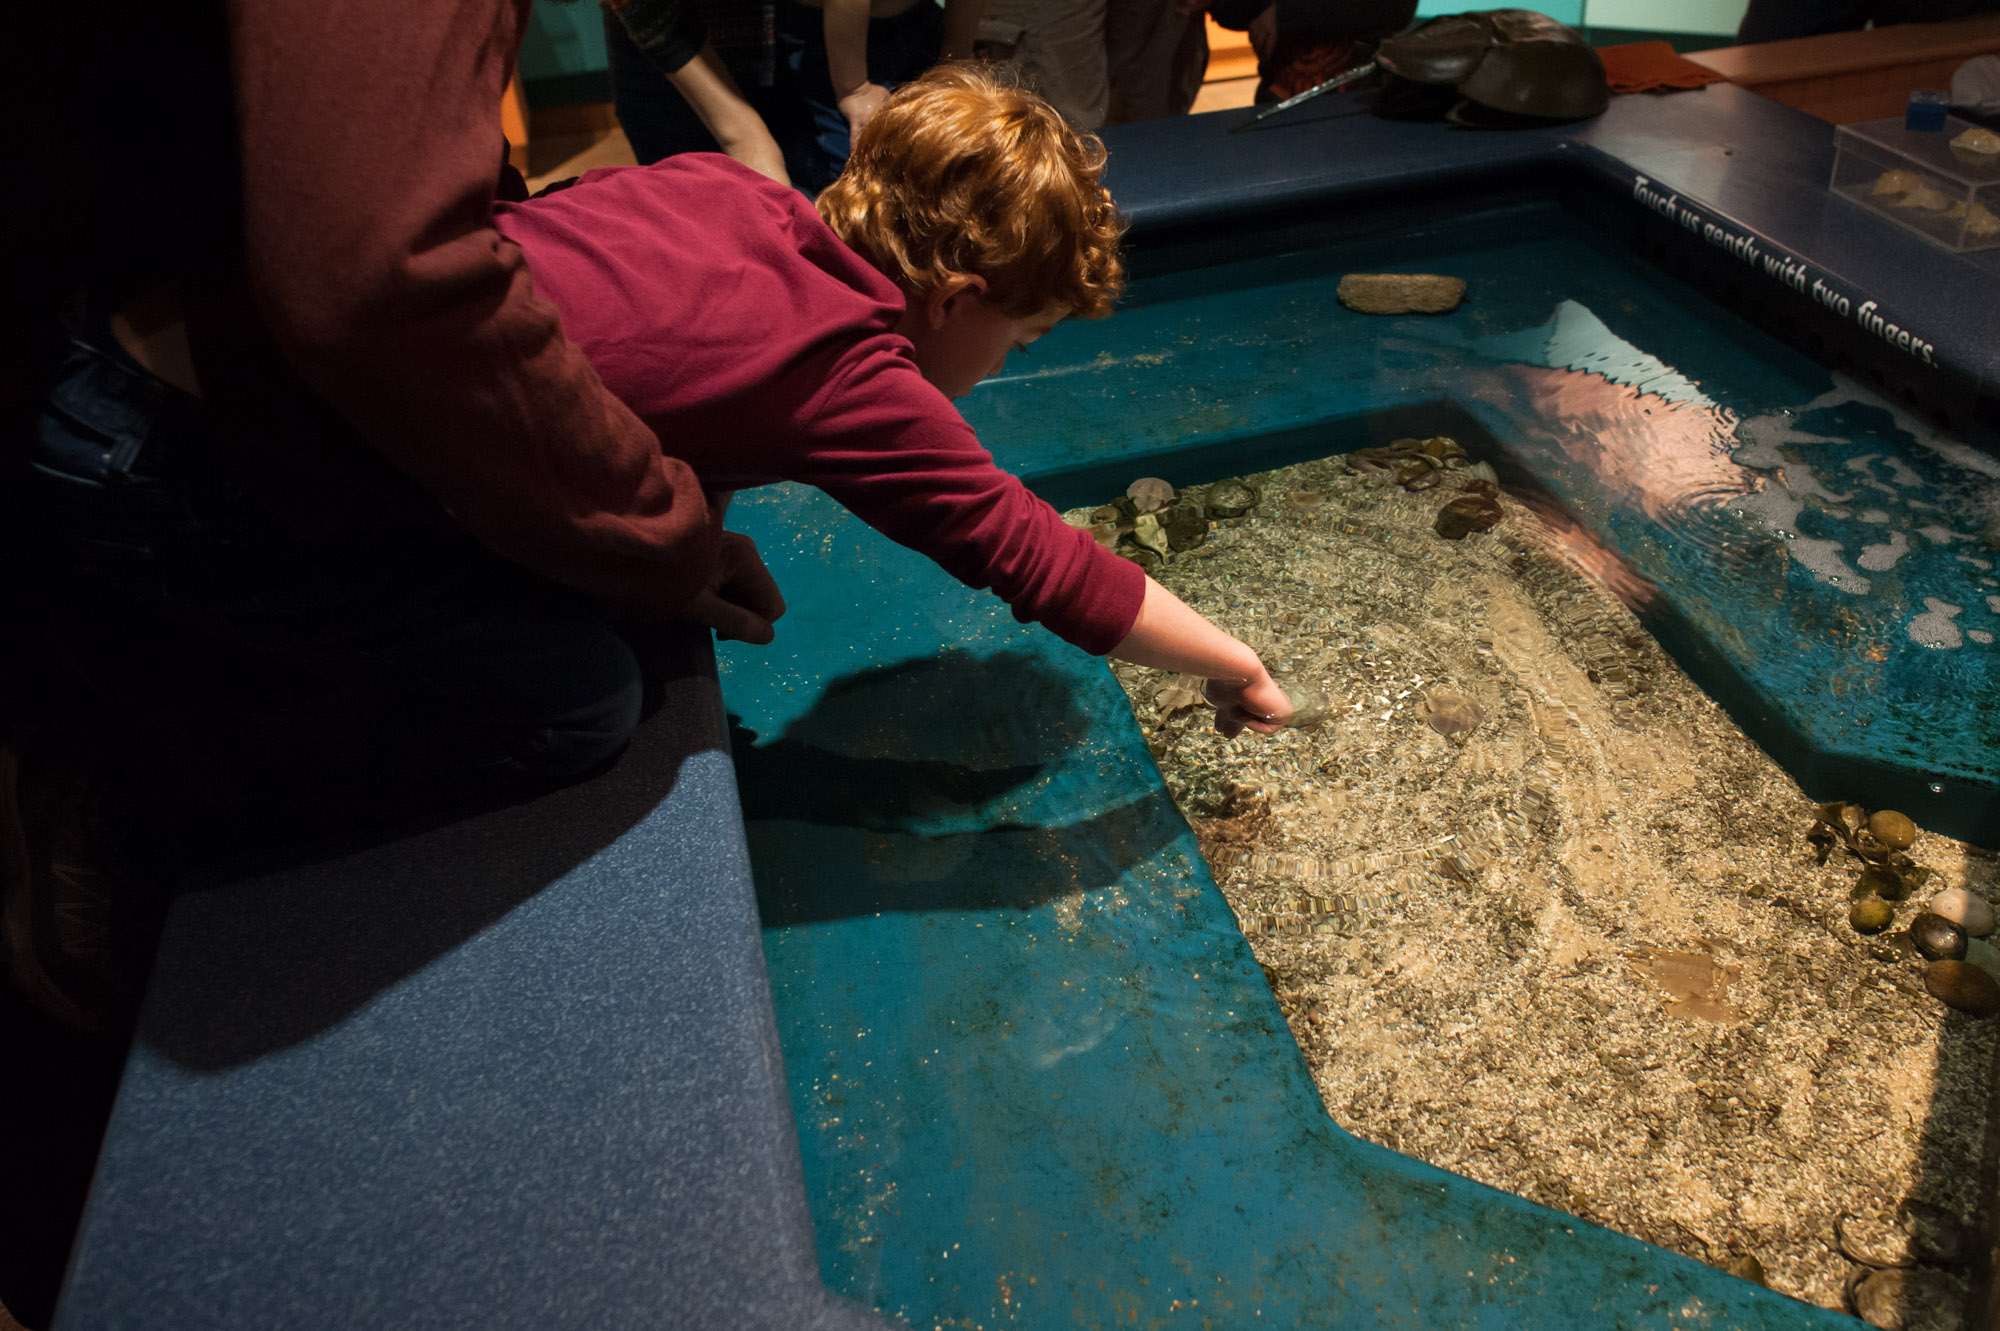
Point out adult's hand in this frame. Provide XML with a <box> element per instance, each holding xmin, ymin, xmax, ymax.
<box><xmin>1248</xmin><ymin>3</ymin><xmax>1278</xmax><ymax>60</ymax></box>
<box><xmin>680</xmin><ymin>530</ymin><xmax>787</xmax><ymax>644</ymax></box>
<box><xmin>837</xmin><ymin>81</ymin><xmax>891</xmax><ymax>142</ymax></box>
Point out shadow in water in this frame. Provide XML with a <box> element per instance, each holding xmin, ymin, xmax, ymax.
<box><xmin>731</xmin><ymin>649</ymin><xmax>1187</xmax><ymax>926</ymax></box>
<box><xmin>143</xmin><ymin>641</ymin><xmax>723</xmax><ymax>1073</ymax></box>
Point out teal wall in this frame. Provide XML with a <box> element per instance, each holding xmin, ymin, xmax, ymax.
<box><xmin>520</xmin><ymin>0</ymin><xmax>611</xmax><ymax>103</ymax></box>
<box><xmin>1415</xmin><ymin>0</ymin><xmax>1584</xmax><ymax>24</ymax></box>
<box><xmin>1412</xmin><ymin>0</ymin><xmax>1747</xmax><ymax>34</ymax></box>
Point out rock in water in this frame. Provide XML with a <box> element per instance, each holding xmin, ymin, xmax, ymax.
<box><xmin>1337</xmin><ymin>273</ymin><xmax>1467</xmax><ymax>315</ymax></box>
<box><xmin>1837</xmin><ymin>1203</ymin><xmax>1966</xmax><ymax>1267</ymax></box>
<box><xmin>1848</xmin><ymin>1266</ymin><xmax>1966</xmax><ymax>1331</ymax></box>
<box><xmin>1162</xmin><ymin>501</ymin><xmax>1210</xmax><ymax>552</ymax></box>
<box><xmin>1925</xmin><ymin>960</ymin><xmax>2000</xmax><ymax>1016</ymax></box>
<box><xmin>1435</xmin><ymin>492</ymin><xmax>1503</xmax><ymax>539</ymax></box>
<box><xmin>1204</xmin><ymin>478</ymin><xmax>1260</xmax><ymax>519</ymax></box>
<box><xmin>1420</xmin><ymin>687</ymin><xmax>1485</xmax><ymax>740</ymax></box>
<box><xmin>1909</xmin><ymin>912</ymin><xmax>1968</xmax><ymax>962</ymax></box>
<box><xmin>1929</xmin><ymin>887</ymin><xmax>1995</xmax><ymax>937</ymax></box>
<box><xmin>1850</xmin><ymin>896</ymin><xmax>1895</xmax><ymax>935</ymax></box>
<box><xmin>1867</xmin><ymin>809</ymin><xmax>1916</xmax><ymax>849</ymax></box>
<box><xmin>1963</xmin><ymin>936</ymin><xmax>2000</xmax><ymax>980</ymax></box>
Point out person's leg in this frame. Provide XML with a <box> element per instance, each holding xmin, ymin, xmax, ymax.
<box><xmin>776</xmin><ymin>0</ymin><xmax>951</xmax><ymax>190</ymax></box>
<box><xmin>21</xmin><ymin>325</ymin><xmax>647</xmax><ymax>870</ymax></box>
<box><xmin>777</xmin><ymin>2</ymin><xmax>855</xmax><ymax>194</ymax></box>
<box><xmin>983</xmin><ymin>0</ymin><xmax>1111</xmax><ymax>128</ymax></box>
<box><xmin>1103</xmin><ymin>0</ymin><xmax>1207</xmax><ymax>123</ymax></box>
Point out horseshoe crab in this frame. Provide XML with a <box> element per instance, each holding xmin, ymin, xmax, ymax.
<box><xmin>1376</xmin><ymin>9</ymin><xmax>1608</xmax><ymax>124</ymax></box>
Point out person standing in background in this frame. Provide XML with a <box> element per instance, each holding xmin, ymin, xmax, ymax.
<box><xmin>979</xmin><ymin>0</ymin><xmax>1208</xmax><ymax>128</ymax></box>
<box><xmin>603</xmin><ymin>0</ymin><xmax>803</xmax><ymax>183</ymax></box>
<box><xmin>1194</xmin><ymin>0</ymin><xmax>1414</xmax><ymax>103</ymax></box>
<box><xmin>781</xmin><ymin>0</ymin><xmax>989</xmax><ymax>192</ymax></box>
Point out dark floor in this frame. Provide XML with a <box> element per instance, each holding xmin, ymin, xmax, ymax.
<box><xmin>0</xmin><ymin>986</ymin><xmax>125</xmax><ymax>1331</ymax></box>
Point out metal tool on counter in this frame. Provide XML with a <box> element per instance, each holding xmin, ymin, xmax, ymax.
<box><xmin>1229</xmin><ymin>62</ymin><xmax>1379</xmax><ymax>132</ymax></box>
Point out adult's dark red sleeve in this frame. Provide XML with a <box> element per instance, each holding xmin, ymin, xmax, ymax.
<box><xmin>222</xmin><ymin>0</ymin><xmax>718</xmax><ymax>616</ymax></box>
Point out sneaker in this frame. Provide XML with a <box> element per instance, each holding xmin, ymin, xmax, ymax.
<box><xmin>0</xmin><ymin>745</ymin><xmax>152</xmax><ymax>1034</ymax></box>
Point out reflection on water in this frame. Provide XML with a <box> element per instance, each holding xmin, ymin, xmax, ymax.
<box><xmin>1407</xmin><ymin>300</ymin><xmax>2000</xmax><ymax>834</ymax></box>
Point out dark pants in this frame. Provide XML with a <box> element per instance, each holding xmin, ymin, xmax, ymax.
<box><xmin>778</xmin><ymin>0</ymin><xmax>945</xmax><ymax>193</ymax></box>
<box><xmin>18</xmin><ymin>327</ymin><xmax>645</xmax><ymax>883</ymax></box>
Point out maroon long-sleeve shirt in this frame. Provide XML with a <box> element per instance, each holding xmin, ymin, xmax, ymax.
<box><xmin>491</xmin><ymin>155</ymin><xmax>1145</xmax><ymax>654</ymax></box>
<box><xmin>173</xmin><ymin>0</ymin><xmax>720</xmax><ymax>616</ymax></box>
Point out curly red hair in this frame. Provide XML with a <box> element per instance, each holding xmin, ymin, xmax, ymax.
<box><xmin>816</xmin><ymin>64</ymin><xmax>1126</xmax><ymax>319</ymax></box>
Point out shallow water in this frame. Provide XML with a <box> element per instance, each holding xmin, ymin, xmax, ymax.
<box><xmin>1069</xmin><ymin>454</ymin><xmax>1998</xmax><ymax>1321</ymax></box>
<box><xmin>976</xmin><ymin>201</ymin><xmax>2000</xmax><ymax>835</ymax></box>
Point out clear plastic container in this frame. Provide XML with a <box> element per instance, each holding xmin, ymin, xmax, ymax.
<box><xmin>1830</xmin><ymin>115</ymin><xmax>2000</xmax><ymax>253</ymax></box>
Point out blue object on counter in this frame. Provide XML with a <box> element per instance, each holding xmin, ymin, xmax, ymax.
<box><xmin>1907</xmin><ymin>89</ymin><xmax>1950</xmax><ymax>131</ymax></box>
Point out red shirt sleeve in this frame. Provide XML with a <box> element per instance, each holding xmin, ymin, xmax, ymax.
<box><xmin>798</xmin><ymin>336</ymin><xmax>1147</xmax><ymax>656</ymax></box>
<box><xmin>221</xmin><ymin>0</ymin><xmax>717</xmax><ymax>615</ymax></box>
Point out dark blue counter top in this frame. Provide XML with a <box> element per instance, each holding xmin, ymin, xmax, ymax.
<box><xmin>1104</xmin><ymin>83</ymin><xmax>2000</xmax><ymax>414</ymax></box>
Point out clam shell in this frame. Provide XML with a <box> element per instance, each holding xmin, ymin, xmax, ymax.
<box><xmin>1126</xmin><ymin>477</ymin><xmax>1175</xmax><ymax>514</ymax></box>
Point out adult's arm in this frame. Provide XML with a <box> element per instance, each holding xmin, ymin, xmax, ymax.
<box><xmin>605</xmin><ymin>0</ymin><xmax>790</xmax><ymax>184</ymax></box>
<box><xmin>938</xmin><ymin>0</ymin><xmax>990</xmax><ymax>61</ymax></box>
<box><xmin>224</xmin><ymin>0</ymin><xmax>718</xmax><ymax>616</ymax></box>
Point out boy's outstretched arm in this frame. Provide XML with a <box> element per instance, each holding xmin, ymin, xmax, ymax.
<box><xmin>1111</xmin><ymin>577</ymin><xmax>1293</xmax><ymax>737</ymax></box>
<box><xmin>824</xmin><ymin>0</ymin><xmax>889</xmax><ymax>138</ymax></box>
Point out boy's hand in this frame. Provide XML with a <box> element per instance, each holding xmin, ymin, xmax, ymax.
<box><xmin>682</xmin><ymin>530</ymin><xmax>787</xmax><ymax>645</ymax></box>
<box><xmin>838</xmin><ymin>82</ymin><xmax>891</xmax><ymax>141</ymax></box>
<box><xmin>1205</xmin><ymin>670</ymin><xmax>1292</xmax><ymax>738</ymax></box>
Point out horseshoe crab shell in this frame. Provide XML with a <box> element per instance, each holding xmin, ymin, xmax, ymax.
<box><xmin>1377</xmin><ymin>8</ymin><xmax>1608</xmax><ymax>122</ymax></box>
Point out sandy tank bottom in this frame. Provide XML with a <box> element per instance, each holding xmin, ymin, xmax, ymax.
<box><xmin>1069</xmin><ymin>452</ymin><xmax>2000</xmax><ymax>1326</ymax></box>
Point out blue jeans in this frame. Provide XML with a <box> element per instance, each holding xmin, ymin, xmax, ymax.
<box><xmin>778</xmin><ymin>0</ymin><xmax>945</xmax><ymax>193</ymax></box>
<box><xmin>19</xmin><ymin>326</ymin><xmax>646</xmax><ymax>875</ymax></box>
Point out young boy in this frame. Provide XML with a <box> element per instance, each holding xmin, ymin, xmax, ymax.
<box><xmin>494</xmin><ymin>63</ymin><xmax>1290</xmax><ymax>735</ymax></box>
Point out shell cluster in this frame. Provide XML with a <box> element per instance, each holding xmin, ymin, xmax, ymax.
<box><xmin>1346</xmin><ymin>435</ymin><xmax>1503</xmax><ymax>537</ymax></box>
<box><xmin>1866</xmin><ymin>170</ymin><xmax>1999</xmax><ymax>239</ymax></box>
<box><xmin>1813</xmin><ymin>801</ymin><xmax>2000</xmax><ymax>1015</ymax></box>
<box><xmin>1074</xmin><ymin>474</ymin><xmax>1266</xmax><ymax>574</ymax></box>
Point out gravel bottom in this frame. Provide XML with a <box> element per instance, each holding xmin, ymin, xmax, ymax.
<box><xmin>1071</xmin><ymin>453</ymin><xmax>2000</xmax><ymax>1327</ymax></box>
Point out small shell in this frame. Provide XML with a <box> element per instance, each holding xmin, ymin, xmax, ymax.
<box><xmin>1947</xmin><ymin>199</ymin><xmax>2000</xmax><ymax>237</ymax></box>
<box><xmin>1950</xmin><ymin>126</ymin><xmax>2000</xmax><ymax>156</ymax></box>
<box><xmin>1895</xmin><ymin>183</ymin><xmax>1952</xmax><ymax>212</ymax></box>
<box><xmin>1283</xmin><ymin>490</ymin><xmax>1323</xmax><ymax>511</ymax></box>
<box><xmin>1420</xmin><ymin>687</ymin><xmax>1485</xmax><ymax>739</ymax></box>
<box><xmin>1153</xmin><ymin>674</ymin><xmax>1206</xmax><ymax>716</ymax></box>
<box><xmin>1126</xmin><ymin>477</ymin><xmax>1175</xmax><ymax>514</ymax></box>
<box><xmin>1871</xmin><ymin>169</ymin><xmax>1920</xmax><ymax>197</ymax></box>
<box><xmin>1131</xmin><ymin>512</ymin><xmax>1170</xmax><ymax>557</ymax></box>
<box><xmin>1204</xmin><ymin>478</ymin><xmax>1260</xmax><ymax>519</ymax></box>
